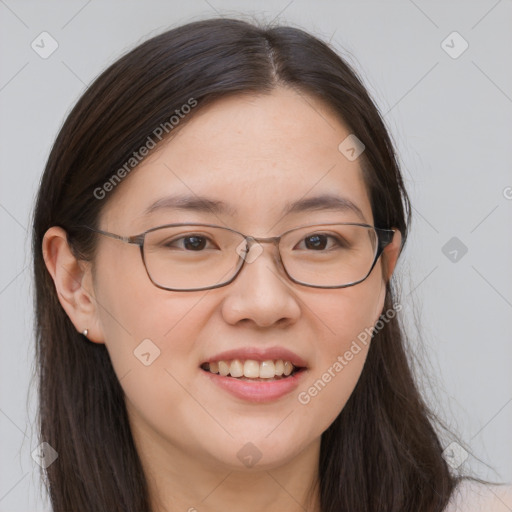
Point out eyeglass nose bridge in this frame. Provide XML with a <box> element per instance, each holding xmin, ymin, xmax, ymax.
<box><xmin>238</xmin><ymin>234</ymin><xmax>285</xmax><ymax>267</ymax></box>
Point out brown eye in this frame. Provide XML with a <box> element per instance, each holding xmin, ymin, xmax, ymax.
<box><xmin>297</xmin><ymin>233</ymin><xmax>344</xmax><ymax>251</ymax></box>
<box><xmin>162</xmin><ymin>235</ymin><xmax>218</xmax><ymax>251</ymax></box>
<box><xmin>180</xmin><ymin>236</ymin><xmax>208</xmax><ymax>251</ymax></box>
<box><xmin>304</xmin><ymin>234</ymin><xmax>328</xmax><ymax>250</ymax></box>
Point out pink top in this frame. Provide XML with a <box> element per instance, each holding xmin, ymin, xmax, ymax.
<box><xmin>444</xmin><ymin>480</ymin><xmax>512</xmax><ymax>511</ymax></box>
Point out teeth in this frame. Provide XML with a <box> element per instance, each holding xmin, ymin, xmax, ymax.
<box><xmin>229</xmin><ymin>360</ymin><xmax>244</xmax><ymax>378</ymax></box>
<box><xmin>283</xmin><ymin>361</ymin><xmax>293</xmax><ymax>376</ymax></box>
<box><xmin>259</xmin><ymin>360</ymin><xmax>275</xmax><ymax>379</ymax></box>
<box><xmin>204</xmin><ymin>359</ymin><xmax>300</xmax><ymax>379</ymax></box>
<box><xmin>218</xmin><ymin>361</ymin><xmax>230</xmax><ymax>377</ymax></box>
<box><xmin>244</xmin><ymin>360</ymin><xmax>260</xmax><ymax>378</ymax></box>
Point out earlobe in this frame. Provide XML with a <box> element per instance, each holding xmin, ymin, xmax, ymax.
<box><xmin>42</xmin><ymin>226</ymin><xmax>104</xmax><ymax>344</ymax></box>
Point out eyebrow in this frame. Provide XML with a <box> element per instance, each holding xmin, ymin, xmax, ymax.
<box><xmin>143</xmin><ymin>193</ymin><xmax>367</xmax><ymax>222</ymax></box>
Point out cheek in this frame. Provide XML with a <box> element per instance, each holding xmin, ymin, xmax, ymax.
<box><xmin>314</xmin><ymin>266</ymin><xmax>386</xmax><ymax>358</ymax></box>
<box><xmin>295</xmin><ymin>270</ymin><xmax>385</xmax><ymax>425</ymax></box>
<box><xmin>92</xmin><ymin>245</ymin><xmax>209</xmax><ymax>381</ymax></box>
<box><xmin>92</xmin><ymin>253</ymin><xmax>213</xmax><ymax>450</ymax></box>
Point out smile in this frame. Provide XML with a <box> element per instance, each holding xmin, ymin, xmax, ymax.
<box><xmin>200</xmin><ymin>359</ymin><xmax>307</xmax><ymax>403</ymax></box>
<box><xmin>201</xmin><ymin>359</ymin><xmax>304</xmax><ymax>380</ymax></box>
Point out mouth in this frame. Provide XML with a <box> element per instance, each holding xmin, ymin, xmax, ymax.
<box><xmin>200</xmin><ymin>359</ymin><xmax>306</xmax><ymax>381</ymax></box>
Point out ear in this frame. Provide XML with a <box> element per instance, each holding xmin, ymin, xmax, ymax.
<box><xmin>381</xmin><ymin>228</ymin><xmax>403</xmax><ymax>283</ymax></box>
<box><xmin>42</xmin><ymin>226</ymin><xmax>104</xmax><ymax>344</ymax></box>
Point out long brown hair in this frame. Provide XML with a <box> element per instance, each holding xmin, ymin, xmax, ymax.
<box><xmin>33</xmin><ymin>17</ymin><xmax>469</xmax><ymax>511</ymax></box>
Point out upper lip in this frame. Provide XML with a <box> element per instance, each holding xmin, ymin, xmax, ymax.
<box><xmin>200</xmin><ymin>347</ymin><xmax>308</xmax><ymax>368</ymax></box>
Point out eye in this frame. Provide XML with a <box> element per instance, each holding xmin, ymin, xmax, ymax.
<box><xmin>163</xmin><ymin>234</ymin><xmax>219</xmax><ymax>251</ymax></box>
<box><xmin>296</xmin><ymin>233</ymin><xmax>345</xmax><ymax>251</ymax></box>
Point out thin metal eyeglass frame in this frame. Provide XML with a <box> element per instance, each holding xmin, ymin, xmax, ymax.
<box><xmin>79</xmin><ymin>222</ymin><xmax>396</xmax><ymax>292</ymax></box>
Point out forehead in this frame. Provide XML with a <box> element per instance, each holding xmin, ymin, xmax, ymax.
<box><xmin>101</xmin><ymin>87</ymin><xmax>373</xmax><ymax>232</ymax></box>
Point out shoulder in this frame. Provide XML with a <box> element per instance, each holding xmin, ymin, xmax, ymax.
<box><xmin>444</xmin><ymin>479</ymin><xmax>512</xmax><ymax>512</ymax></box>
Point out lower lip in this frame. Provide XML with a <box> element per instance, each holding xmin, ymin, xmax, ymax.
<box><xmin>200</xmin><ymin>368</ymin><xmax>307</xmax><ymax>403</ymax></box>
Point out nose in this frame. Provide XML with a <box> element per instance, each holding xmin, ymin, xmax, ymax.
<box><xmin>220</xmin><ymin>239</ymin><xmax>301</xmax><ymax>328</ymax></box>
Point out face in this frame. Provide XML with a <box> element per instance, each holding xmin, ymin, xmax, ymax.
<box><xmin>56</xmin><ymin>87</ymin><xmax>400</xmax><ymax>475</ymax></box>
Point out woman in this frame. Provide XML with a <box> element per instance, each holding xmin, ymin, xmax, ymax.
<box><xmin>32</xmin><ymin>17</ymin><xmax>511</xmax><ymax>512</ymax></box>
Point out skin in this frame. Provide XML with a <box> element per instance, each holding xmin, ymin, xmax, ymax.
<box><xmin>43</xmin><ymin>86</ymin><xmax>402</xmax><ymax>512</ymax></box>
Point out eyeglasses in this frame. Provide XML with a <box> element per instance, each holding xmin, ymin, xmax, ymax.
<box><xmin>79</xmin><ymin>222</ymin><xmax>395</xmax><ymax>292</ymax></box>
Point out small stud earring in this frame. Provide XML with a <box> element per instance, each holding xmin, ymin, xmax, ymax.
<box><xmin>82</xmin><ymin>329</ymin><xmax>89</xmax><ymax>337</ymax></box>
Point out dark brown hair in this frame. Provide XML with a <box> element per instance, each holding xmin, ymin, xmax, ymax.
<box><xmin>33</xmin><ymin>17</ymin><xmax>470</xmax><ymax>511</ymax></box>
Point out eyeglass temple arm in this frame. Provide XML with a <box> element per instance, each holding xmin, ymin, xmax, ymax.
<box><xmin>376</xmin><ymin>228</ymin><xmax>396</xmax><ymax>256</ymax></box>
<box><xmin>80</xmin><ymin>226</ymin><xmax>144</xmax><ymax>246</ymax></box>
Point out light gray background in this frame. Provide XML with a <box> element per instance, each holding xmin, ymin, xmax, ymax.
<box><xmin>1</xmin><ymin>1</ymin><xmax>511</xmax><ymax>510</ymax></box>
